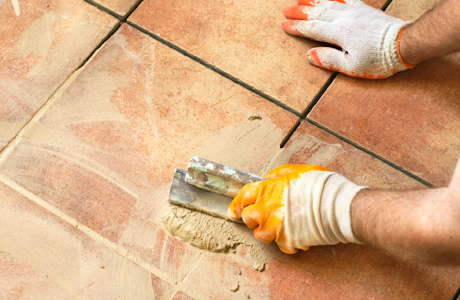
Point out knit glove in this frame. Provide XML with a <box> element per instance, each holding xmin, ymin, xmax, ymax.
<box><xmin>282</xmin><ymin>0</ymin><xmax>415</xmax><ymax>79</ymax></box>
<box><xmin>228</xmin><ymin>165</ymin><xmax>368</xmax><ymax>254</ymax></box>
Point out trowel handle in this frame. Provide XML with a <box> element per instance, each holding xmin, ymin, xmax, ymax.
<box><xmin>185</xmin><ymin>156</ymin><xmax>266</xmax><ymax>198</ymax></box>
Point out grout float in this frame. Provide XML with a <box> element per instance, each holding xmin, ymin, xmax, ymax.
<box><xmin>163</xmin><ymin>206</ymin><xmax>267</xmax><ymax>271</ymax></box>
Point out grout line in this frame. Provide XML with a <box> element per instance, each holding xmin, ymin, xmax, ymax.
<box><xmin>381</xmin><ymin>0</ymin><xmax>395</xmax><ymax>11</ymax></box>
<box><xmin>121</xmin><ymin>0</ymin><xmax>145</xmax><ymax>20</ymax></box>
<box><xmin>280</xmin><ymin>117</ymin><xmax>302</xmax><ymax>148</ymax></box>
<box><xmin>126</xmin><ymin>21</ymin><xmax>302</xmax><ymax>118</ymax></box>
<box><xmin>76</xmin><ymin>22</ymin><xmax>122</xmax><ymax>70</ymax></box>
<box><xmin>0</xmin><ymin>65</ymin><xmax>84</xmax><ymax>165</ymax></box>
<box><xmin>0</xmin><ymin>11</ymin><xmax>121</xmax><ymax>163</ymax></box>
<box><xmin>300</xmin><ymin>73</ymin><xmax>338</xmax><ymax>119</ymax></box>
<box><xmin>0</xmin><ymin>173</ymin><xmax>177</xmax><ymax>285</ymax></box>
<box><xmin>83</xmin><ymin>0</ymin><xmax>123</xmax><ymax>20</ymax></box>
<box><xmin>160</xmin><ymin>286</ymin><xmax>180</xmax><ymax>300</ymax></box>
<box><xmin>84</xmin><ymin>0</ymin><xmax>301</xmax><ymax>118</ymax></box>
<box><xmin>279</xmin><ymin>72</ymin><xmax>338</xmax><ymax>148</ymax></box>
<box><xmin>0</xmin><ymin>39</ymin><xmax>109</xmax><ymax>165</ymax></box>
<box><xmin>305</xmin><ymin>118</ymin><xmax>436</xmax><ymax>188</ymax></box>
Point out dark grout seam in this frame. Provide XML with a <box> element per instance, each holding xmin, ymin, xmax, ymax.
<box><xmin>83</xmin><ymin>0</ymin><xmax>123</xmax><ymax>20</ymax></box>
<box><xmin>84</xmin><ymin>0</ymin><xmax>302</xmax><ymax>118</ymax></box>
<box><xmin>279</xmin><ymin>72</ymin><xmax>338</xmax><ymax>148</ymax></box>
<box><xmin>78</xmin><ymin>0</ymin><xmax>147</xmax><ymax>70</ymax></box>
<box><xmin>121</xmin><ymin>0</ymin><xmax>145</xmax><ymax>20</ymax></box>
<box><xmin>381</xmin><ymin>0</ymin><xmax>395</xmax><ymax>11</ymax></box>
<box><xmin>306</xmin><ymin>118</ymin><xmax>436</xmax><ymax>188</ymax></box>
<box><xmin>126</xmin><ymin>21</ymin><xmax>302</xmax><ymax>117</ymax></box>
<box><xmin>83</xmin><ymin>0</ymin><xmax>302</xmax><ymax>117</ymax></box>
<box><xmin>300</xmin><ymin>73</ymin><xmax>338</xmax><ymax>119</ymax></box>
<box><xmin>280</xmin><ymin>117</ymin><xmax>302</xmax><ymax>148</ymax></box>
<box><xmin>76</xmin><ymin>22</ymin><xmax>122</xmax><ymax>70</ymax></box>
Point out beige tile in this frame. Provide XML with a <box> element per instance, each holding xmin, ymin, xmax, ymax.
<box><xmin>0</xmin><ymin>23</ymin><xmax>297</xmax><ymax>282</ymax></box>
<box><xmin>0</xmin><ymin>0</ymin><xmax>118</xmax><ymax>151</ymax></box>
<box><xmin>129</xmin><ymin>0</ymin><xmax>388</xmax><ymax>113</ymax></box>
<box><xmin>0</xmin><ymin>181</ymin><xmax>162</xmax><ymax>299</ymax></box>
<box><xmin>309</xmin><ymin>0</ymin><xmax>460</xmax><ymax>186</ymax></box>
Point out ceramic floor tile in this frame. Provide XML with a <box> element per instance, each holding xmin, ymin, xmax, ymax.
<box><xmin>0</xmin><ymin>23</ymin><xmax>297</xmax><ymax>282</ymax></box>
<box><xmin>0</xmin><ymin>181</ymin><xmax>162</xmax><ymax>299</ymax></box>
<box><xmin>0</xmin><ymin>0</ymin><xmax>118</xmax><ymax>152</ymax></box>
<box><xmin>87</xmin><ymin>0</ymin><xmax>138</xmax><ymax>16</ymax></box>
<box><xmin>309</xmin><ymin>0</ymin><xmax>459</xmax><ymax>186</ymax></box>
<box><xmin>181</xmin><ymin>121</ymin><xmax>459</xmax><ymax>299</ymax></box>
<box><xmin>170</xmin><ymin>291</ymin><xmax>195</xmax><ymax>300</ymax></box>
<box><xmin>128</xmin><ymin>0</ymin><xmax>387</xmax><ymax>113</ymax></box>
<box><xmin>182</xmin><ymin>252</ymin><xmax>271</xmax><ymax>300</ymax></box>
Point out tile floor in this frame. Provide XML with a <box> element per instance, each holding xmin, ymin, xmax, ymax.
<box><xmin>1</xmin><ymin>0</ymin><xmax>459</xmax><ymax>299</ymax></box>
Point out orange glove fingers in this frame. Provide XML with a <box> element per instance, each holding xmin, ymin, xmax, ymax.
<box><xmin>281</xmin><ymin>20</ymin><xmax>303</xmax><ymax>37</ymax></box>
<box><xmin>240</xmin><ymin>203</ymin><xmax>262</xmax><ymax>229</ymax></box>
<box><xmin>243</xmin><ymin>204</ymin><xmax>283</xmax><ymax>244</ymax></box>
<box><xmin>228</xmin><ymin>182</ymin><xmax>265</xmax><ymax>220</ymax></box>
<box><xmin>264</xmin><ymin>164</ymin><xmax>329</xmax><ymax>179</ymax></box>
<box><xmin>276</xmin><ymin>234</ymin><xmax>302</xmax><ymax>254</ymax></box>
<box><xmin>283</xmin><ymin>5</ymin><xmax>311</xmax><ymax>20</ymax></box>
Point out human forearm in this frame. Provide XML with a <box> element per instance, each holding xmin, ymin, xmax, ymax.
<box><xmin>351</xmin><ymin>187</ymin><xmax>460</xmax><ymax>265</ymax></box>
<box><xmin>400</xmin><ymin>0</ymin><xmax>460</xmax><ymax>65</ymax></box>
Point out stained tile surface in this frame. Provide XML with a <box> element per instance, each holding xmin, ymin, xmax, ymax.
<box><xmin>129</xmin><ymin>0</ymin><xmax>387</xmax><ymax>112</ymax></box>
<box><xmin>2</xmin><ymin>0</ymin><xmax>460</xmax><ymax>298</ymax></box>
<box><xmin>309</xmin><ymin>0</ymin><xmax>460</xmax><ymax>186</ymax></box>
<box><xmin>0</xmin><ymin>181</ymin><xmax>162</xmax><ymax>299</ymax></box>
<box><xmin>0</xmin><ymin>23</ymin><xmax>297</xmax><ymax>284</ymax></box>
<box><xmin>88</xmin><ymin>0</ymin><xmax>138</xmax><ymax>16</ymax></box>
<box><xmin>0</xmin><ymin>0</ymin><xmax>117</xmax><ymax>151</ymax></box>
<box><xmin>181</xmin><ymin>121</ymin><xmax>460</xmax><ymax>299</ymax></box>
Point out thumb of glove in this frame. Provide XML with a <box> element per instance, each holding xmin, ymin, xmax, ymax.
<box><xmin>307</xmin><ymin>47</ymin><xmax>348</xmax><ymax>73</ymax></box>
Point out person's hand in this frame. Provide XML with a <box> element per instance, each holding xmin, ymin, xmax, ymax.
<box><xmin>228</xmin><ymin>164</ymin><xmax>367</xmax><ymax>254</ymax></box>
<box><xmin>282</xmin><ymin>0</ymin><xmax>415</xmax><ymax>79</ymax></box>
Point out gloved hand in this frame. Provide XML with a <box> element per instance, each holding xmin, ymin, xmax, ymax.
<box><xmin>282</xmin><ymin>0</ymin><xmax>415</xmax><ymax>79</ymax></box>
<box><xmin>228</xmin><ymin>164</ymin><xmax>368</xmax><ymax>254</ymax></box>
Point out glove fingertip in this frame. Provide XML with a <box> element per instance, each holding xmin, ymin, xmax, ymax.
<box><xmin>227</xmin><ymin>206</ymin><xmax>241</xmax><ymax>221</ymax></box>
<box><xmin>307</xmin><ymin>48</ymin><xmax>324</xmax><ymax>68</ymax></box>
<box><xmin>278</xmin><ymin>245</ymin><xmax>298</xmax><ymax>254</ymax></box>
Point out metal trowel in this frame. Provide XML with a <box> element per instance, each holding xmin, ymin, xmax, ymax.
<box><xmin>168</xmin><ymin>156</ymin><xmax>265</xmax><ymax>223</ymax></box>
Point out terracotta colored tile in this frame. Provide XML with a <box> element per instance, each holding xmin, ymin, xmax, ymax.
<box><xmin>0</xmin><ymin>23</ymin><xmax>297</xmax><ymax>281</ymax></box>
<box><xmin>151</xmin><ymin>273</ymin><xmax>173</xmax><ymax>299</ymax></box>
<box><xmin>265</xmin><ymin>244</ymin><xmax>460</xmax><ymax>299</ymax></box>
<box><xmin>88</xmin><ymin>0</ymin><xmax>138</xmax><ymax>16</ymax></box>
<box><xmin>0</xmin><ymin>0</ymin><xmax>117</xmax><ymax>152</ymax></box>
<box><xmin>0</xmin><ymin>181</ymin><xmax>161</xmax><ymax>299</ymax></box>
<box><xmin>181</xmin><ymin>122</ymin><xmax>459</xmax><ymax>299</ymax></box>
<box><xmin>129</xmin><ymin>0</ymin><xmax>387</xmax><ymax>113</ymax></box>
<box><xmin>269</xmin><ymin>121</ymin><xmax>427</xmax><ymax>190</ymax></box>
<box><xmin>170</xmin><ymin>291</ymin><xmax>195</xmax><ymax>300</ymax></box>
<box><xmin>309</xmin><ymin>0</ymin><xmax>460</xmax><ymax>186</ymax></box>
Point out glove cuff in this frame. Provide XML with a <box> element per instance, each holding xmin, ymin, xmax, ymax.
<box><xmin>320</xmin><ymin>174</ymin><xmax>368</xmax><ymax>245</ymax></box>
<box><xmin>396</xmin><ymin>26</ymin><xmax>416</xmax><ymax>69</ymax></box>
<box><xmin>385</xmin><ymin>21</ymin><xmax>414</xmax><ymax>73</ymax></box>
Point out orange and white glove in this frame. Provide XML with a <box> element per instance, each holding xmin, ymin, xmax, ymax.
<box><xmin>228</xmin><ymin>165</ymin><xmax>368</xmax><ymax>254</ymax></box>
<box><xmin>282</xmin><ymin>0</ymin><xmax>415</xmax><ymax>79</ymax></box>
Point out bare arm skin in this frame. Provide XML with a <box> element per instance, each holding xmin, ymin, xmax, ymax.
<box><xmin>400</xmin><ymin>0</ymin><xmax>460</xmax><ymax>65</ymax></box>
<box><xmin>352</xmin><ymin>160</ymin><xmax>460</xmax><ymax>265</ymax></box>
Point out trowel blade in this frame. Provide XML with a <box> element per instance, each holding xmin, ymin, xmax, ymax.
<box><xmin>168</xmin><ymin>169</ymin><xmax>244</xmax><ymax>223</ymax></box>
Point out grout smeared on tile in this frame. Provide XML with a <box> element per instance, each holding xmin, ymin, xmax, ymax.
<box><xmin>163</xmin><ymin>206</ymin><xmax>267</xmax><ymax>271</ymax></box>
